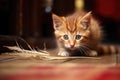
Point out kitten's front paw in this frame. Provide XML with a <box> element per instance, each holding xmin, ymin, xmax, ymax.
<box><xmin>58</xmin><ymin>51</ymin><xmax>69</xmax><ymax>56</ymax></box>
<box><xmin>89</xmin><ymin>50</ymin><xmax>98</xmax><ymax>56</ymax></box>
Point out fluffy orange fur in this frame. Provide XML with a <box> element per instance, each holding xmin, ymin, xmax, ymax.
<box><xmin>52</xmin><ymin>11</ymin><xmax>103</xmax><ymax>56</ymax></box>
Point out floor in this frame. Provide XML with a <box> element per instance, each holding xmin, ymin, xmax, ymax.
<box><xmin>0</xmin><ymin>50</ymin><xmax>119</xmax><ymax>74</ymax></box>
<box><xmin>0</xmin><ymin>36</ymin><xmax>120</xmax><ymax>80</ymax></box>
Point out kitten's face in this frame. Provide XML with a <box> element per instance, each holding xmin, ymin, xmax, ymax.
<box><xmin>52</xmin><ymin>12</ymin><xmax>92</xmax><ymax>50</ymax></box>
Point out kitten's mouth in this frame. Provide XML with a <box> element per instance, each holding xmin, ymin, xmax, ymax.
<box><xmin>70</xmin><ymin>48</ymin><xmax>76</xmax><ymax>50</ymax></box>
<box><xmin>69</xmin><ymin>46</ymin><xmax>77</xmax><ymax>50</ymax></box>
<box><xmin>64</xmin><ymin>45</ymin><xmax>78</xmax><ymax>50</ymax></box>
<box><xmin>70</xmin><ymin>45</ymin><xmax>74</xmax><ymax>48</ymax></box>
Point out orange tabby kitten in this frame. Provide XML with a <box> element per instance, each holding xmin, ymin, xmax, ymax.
<box><xmin>52</xmin><ymin>11</ymin><xmax>119</xmax><ymax>56</ymax></box>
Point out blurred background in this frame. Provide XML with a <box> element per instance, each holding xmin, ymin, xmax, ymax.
<box><xmin>0</xmin><ymin>0</ymin><xmax>120</xmax><ymax>52</ymax></box>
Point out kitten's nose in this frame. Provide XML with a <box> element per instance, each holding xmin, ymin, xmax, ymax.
<box><xmin>70</xmin><ymin>45</ymin><xmax>74</xmax><ymax>48</ymax></box>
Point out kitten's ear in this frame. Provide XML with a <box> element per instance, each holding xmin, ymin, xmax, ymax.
<box><xmin>80</xmin><ymin>12</ymin><xmax>91</xmax><ymax>29</ymax></box>
<box><xmin>52</xmin><ymin>13</ymin><xmax>64</xmax><ymax>30</ymax></box>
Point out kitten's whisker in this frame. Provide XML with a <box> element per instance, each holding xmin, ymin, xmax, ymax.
<box><xmin>81</xmin><ymin>44</ymin><xmax>92</xmax><ymax>52</ymax></box>
<box><xmin>81</xmin><ymin>45</ymin><xmax>90</xmax><ymax>51</ymax></box>
<box><xmin>81</xmin><ymin>47</ymin><xmax>88</xmax><ymax>55</ymax></box>
<box><xmin>79</xmin><ymin>46</ymin><xmax>88</xmax><ymax>56</ymax></box>
<box><xmin>78</xmin><ymin>48</ymin><xmax>84</xmax><ymax>55</ymax></box>
<box><xmin>81</xmin><ymin>45</ymin><xmax>93</xmax><ymax>55</ymax></box>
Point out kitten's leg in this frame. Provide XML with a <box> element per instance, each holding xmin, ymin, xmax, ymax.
<box><xmin>88</xmin><ymin>50</ymin><xmax>98</xmax><ymax>56</ymax></box>
<box><xmin>58</xmin><ymin>49</ymin><xmax>69</xmax><ymax>56</ymax></box>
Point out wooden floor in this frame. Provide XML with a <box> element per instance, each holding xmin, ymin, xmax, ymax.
<box><xmin>0</xmin><ymin>49</ymin><xmax>120</xmax><ymax>75</ymax></box>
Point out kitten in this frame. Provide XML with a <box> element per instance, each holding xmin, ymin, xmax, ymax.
<box><xmin>52</xmin><ymin>11</ymin><xmax>119</xmax><ymax>56</ymax></box>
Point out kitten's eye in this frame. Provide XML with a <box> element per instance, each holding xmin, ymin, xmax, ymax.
<box><xmin>63</xmin><ymin>35</ymin><xmax>69</xmax><ymax>40</ymax></box>
<box><xmin>75</xmin><ymin>35</ymin><xmax>81</xmax><ymax>40</ymax></box>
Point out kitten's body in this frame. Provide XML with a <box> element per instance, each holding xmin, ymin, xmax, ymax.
<box><xmin>52</xmin><ymin>11</ymin><xmax>119</xmax><ymax>56</ymax></box>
